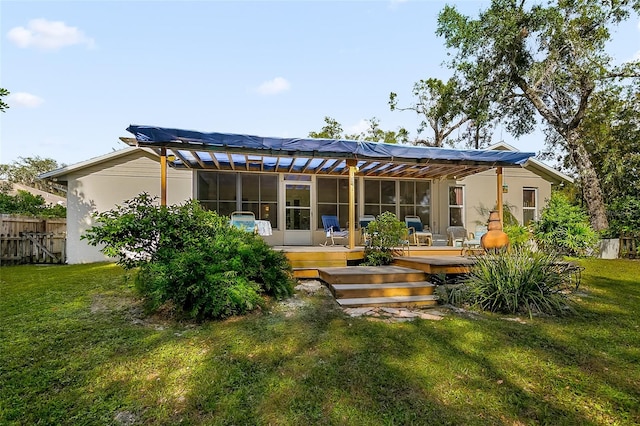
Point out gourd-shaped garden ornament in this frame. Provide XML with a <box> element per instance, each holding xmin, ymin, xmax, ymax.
<box><xmin>481</xmin><ymin>210</ymin><xmax>509</xmax><ymax>251</ymax></box>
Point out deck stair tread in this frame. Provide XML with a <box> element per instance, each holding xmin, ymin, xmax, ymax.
<box><xmin>332</xmin><ymin>282</ymin><xmax>435</xmax><ymax>290</ymax></box>
<box><xmin>337</xmin><ymin>295</ymin><xmax>438</xmax><ymax>307</ymax></box>
<box><xmin>318</xmin><ymin>265</ymin><xmax>428</xmax><ymax>285</ymax></box>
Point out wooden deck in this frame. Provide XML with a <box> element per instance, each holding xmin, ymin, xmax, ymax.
<box><xmin>275</xmin><ymin>245</ymin><xmax>469</xmax><ymax>279</ymax></box>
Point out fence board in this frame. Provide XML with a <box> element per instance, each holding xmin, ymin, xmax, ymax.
<box><xmin>620</xmin><ymin>233</ymin><xmax>639</xmax><ymax>259</ymax></box>
<box><xmin>0</xmin><ymin>215</ymin><xmax>67</xmax><ymax>265</ymax></box>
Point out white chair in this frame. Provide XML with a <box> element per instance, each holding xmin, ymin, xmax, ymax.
<box><xmin>230</xmin><ymin>211</ymin><xmax>257</xmax><ymax>233</ymax></box>
<box><xmin>447</xmin><ymin>226</ymin><xmax>469</xmax><ymax>247</ymax></box>
<box><xmin>321</xmin><ymin>215</ymin><xmax>348</xmax><ymax>246</ymax></box>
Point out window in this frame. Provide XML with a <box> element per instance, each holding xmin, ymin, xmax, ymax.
<box><xmin>198</xmin><ymin>172</ymin><xmax>237</xmax><ymax>217</ymax></box>
<box><xmin>242</xmin><ymin>174</ymin><xmax>278</xmax><ymax>228</ymax></box>
<box><xmin>523</xmin><ymin>188</ymin><xmax>537</xmax><ymax>225</ymax></box>
<box><xmin>198</xmin><ymin>171</ymin><xmax>278</xmax><ymax>228</ymax></box>
<box><xmin>399</xmin><ymin>180</ymin><xmax>431</xmax><ymax>229</ymax></box>
<box><xmin>316</xmin><ymin>177</ymin><xmax>357</xmax><ymax>229</ymax></box>
<box><xmin>362</xmin><ymin>179</ymin><xmax>431</xmax><ymax>226</ymax></box>
<box><xmin>448</xmin><ymin>186</ymin><xmax>464</xmax><ymax>226</ymax></box>
<box><xmin>363</xmin><ymin>179</ymin><xmax>396</xmax><ymax>218</ymax></box>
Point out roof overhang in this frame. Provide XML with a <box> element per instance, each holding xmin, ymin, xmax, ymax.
<box><xmin>122</xmin><ymin>125</ymin><xmax>536</xmax><ymax>180</ymax></box>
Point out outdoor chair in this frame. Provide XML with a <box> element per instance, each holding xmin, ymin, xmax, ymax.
<box><xmin>405</xmin><ymin>215</ymin><xmax>433</xmax><ymax>246</ymax></box>
<box><xmin>462</xmin><ymin>225</ymin><xmax>487</xmax><ymax>255</ymax></box>
<box><xmin>321</xmin><ymin>215</ymin><xmax>349</xmax><ymax>246</ymax></box>
<box><xmin>359</xmin><ymin>215</ymin><xmax>376</xmax><ymax>246</ymax></box>
<box><xmin>230</xmin><ymin>211</ymin><xmax>257</xmax><ymax>233</ymax></box>
<box><xmin>447</xmin><ymin>226</ymin><xmax>469</xmax><ymax>247</ymax></box>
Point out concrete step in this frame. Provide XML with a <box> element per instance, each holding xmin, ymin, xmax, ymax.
<box><xmin>332</xmin><ymin>281</ymin><xmax>435</xmax><ymax>299</ymax></box>
<box><xmin>336</xmin><ymin>295</ymin><xmax>439</xmax><ymax>308</ymax></box>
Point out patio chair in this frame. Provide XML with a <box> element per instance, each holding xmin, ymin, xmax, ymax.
<box><xmin>321</xmin><ymin>215</ymin><xmax>348</xmax><ymax>246</ymax></box>
<box><xmin>447</xmin><ymin>226</ymin><xmax>469</xmax><ymax>247</ymax></box>
<box><xmin>230</xmin><ymin>211</ymin><xmax>257</xmax><ymax>233</ymax></box>
<box><xmin>359</xmin><ymin>215</ymin><xmax>376</xmax><ymax>246</ymax></box>
<box><xmin>405</xmin><ymin>215</ymin><xmax>433</xmax><ymax>246</ymax></box>
<box><xmin>462</xmin><ymin>225</ymin><xmax>487</xmax><ymax>255</ymax></box>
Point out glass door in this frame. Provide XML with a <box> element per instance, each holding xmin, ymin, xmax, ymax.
<box><xmin>284</xmin><ymin>178</ymin><xmax>312</xmax><ymax>245</ymax></box>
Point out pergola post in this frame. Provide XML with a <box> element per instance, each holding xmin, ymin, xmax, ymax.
<box><xmin>496</xmin><ymin>166</ymin><xmax>503</xmax><ymax>226</ymax></box>
<box><xmin>160</xmin><ymin>147</ymin><xmax>167</xmax><ymax>206</ymax></box>
<box><xmin>347</xmin><ymin>159</ymin><xmax>358</xmax><ymax>249</ymax></box>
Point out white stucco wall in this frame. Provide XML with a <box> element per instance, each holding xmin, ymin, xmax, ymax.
<box><xmin>432</xmin><ymin>167</ymin><xmax>552</xmax><ymax>237</ymax></box>
<box><xmin>65</xmin><ymin>151</ymin><xmax>192</xmax><ymax>263</ymax></box>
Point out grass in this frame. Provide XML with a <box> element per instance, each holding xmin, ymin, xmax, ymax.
<box><xmin>1</xmin><ymin>259</ymin><xmax>639</xmax><ymax>425</ymax></box>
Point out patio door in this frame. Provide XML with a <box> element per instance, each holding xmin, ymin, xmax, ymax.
<box><xmin>283</xmin><ymin>178</ymin><xmax>312</xmax><ymax>245</ymax></box>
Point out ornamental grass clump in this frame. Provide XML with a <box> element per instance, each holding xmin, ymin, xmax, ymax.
<box><xmin>83</xmin><ymin>193</ymin><xmax>294</xmax><ymax>320</ymax></box>
<box><xmin>463</xmin><ymin>247</ymin><xmax>576</xmax><ymax>317</ymax></box>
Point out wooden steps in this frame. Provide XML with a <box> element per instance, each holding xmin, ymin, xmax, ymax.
<box><xmin>318</xmin><ymin>266</ymin><xmax>438</xmax><ymax>308</ymax></box>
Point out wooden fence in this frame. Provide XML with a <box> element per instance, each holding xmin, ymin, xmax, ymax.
<box><xmin>1</xmin><ymin>215</ymin><xmax>67</xmax><ymax>265</ymax></box>
<box><xmin>620</xmin><ymin>233</ymin><xmax>639</xmax><ymax>259</ymax></box>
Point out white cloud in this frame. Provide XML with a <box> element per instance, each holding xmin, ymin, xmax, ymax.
<box><xmin>7</xmin><ymin>18</ymin><xmax>95</xmax><ymax>50</ymax></box>
<box><xmin>256</xmin><ymin>77</ymin><xmax>291</xmax><ymax>95</ymax></box>
<box><xmin>347</xmin><ymin>119</ymin><xmax>369</xmax><ymax>135</ymax></box>
<box><xmin>8</xmin><ymin>92</ymin><xmax>44</xmax><ymax>108</ymax></box>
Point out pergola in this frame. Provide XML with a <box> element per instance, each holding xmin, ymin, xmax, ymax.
<box><xmin>122</xmin><ymin>125</ymin><xmax>535</xmax><ymax>248</ymax></box>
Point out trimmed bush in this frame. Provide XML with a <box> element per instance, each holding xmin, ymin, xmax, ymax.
<box><xmin>462</xmin><ymin>247</ymin><xmax>577</xmax><ymax>317</ymax></box>
<box><xmin>83</xmin><ymin>194</ymin><xmax>294</xmax><ymax>320</ymax></box>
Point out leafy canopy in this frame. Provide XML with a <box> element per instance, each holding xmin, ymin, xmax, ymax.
<box><xmin>436</xmin><ymin>0</ymin><xmax>640</xmax><ymax>231</ymax></box>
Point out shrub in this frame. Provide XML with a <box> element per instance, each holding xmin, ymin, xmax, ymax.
<box><xmin>504</xmin><ymin>224</ymin><xmax>530</xmax><ymax>249</ymax></box>
<box><xmin>463</xmin><ymin>247</ymin><xmax>577</xmax><ymax>317</ymax></box>
<box><xmin>83</xmin><ymin>193</ymin><xmax>294</xmax><ymax>320</ymax></box>
<box><xmin>532</xmin><ymin>192</ymin><xmax>598</xmax><ymax>257</ymax></box>
<box><xmin>362</xmin><ymin>212</ymin><xmax>407</xmax><ymax>266</ymax></box>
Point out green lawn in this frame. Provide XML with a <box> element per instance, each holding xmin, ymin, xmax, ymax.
<box><xmin>1</xmin><ymin>259</ymin><xmax>639</xmax><ymax>425</ymax></box>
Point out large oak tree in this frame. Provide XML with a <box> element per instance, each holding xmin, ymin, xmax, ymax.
<box><xmin>436</xmin><ymin>0</ymin><xmax>640</xmax><ymax>231</ymax></box>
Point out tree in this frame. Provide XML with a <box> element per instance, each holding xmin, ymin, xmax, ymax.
<box><xmin>390</xmin><ymin>76</ymin><xmax>497</xmax><ymax>148</ymax></box>
<box><xmin>308</xmin><ymin>116</ymin><xmax>344</xmax><ymax>139</ymax></box>
<box><xmin>309</xmin><ymin>116</ymin><xmax>409</xmax><ymax>144</ymax></box>
<box><xmin>436</xmin><ymin>0</ymin><xmax>640</xmax><ymax>231</ymax></box>
<box><xmin>390</xmin><ymin>77</ymin><xmax>468</xmax><ymax>147</ymax></box>
<box><xmin>0</xmin><ymin>88</ymin><xmax>9</xmax><ymax>112</ymax></box>
<box><xmin>0</xmin><ymin>156</ymin><xmax>65</xmax><ymax>195</ymax></box>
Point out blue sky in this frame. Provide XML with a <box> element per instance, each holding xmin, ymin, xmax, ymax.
<box><xmin>1</xmin><ymin>0</ymin><xmax>639</xmax><ymax>166</ymax></box>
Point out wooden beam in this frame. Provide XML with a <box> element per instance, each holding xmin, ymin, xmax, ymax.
<box><xmin>160</xmin><ymin>147</ymin><xmax>167</xmax><ymax>206</ymax></box>
<box><xmin>347</xmin><ymin>159</ymin><xmax>357</xmax><ymax>249</ymax></box>
<box><xmin>227</xmin><ymin>153</ymin><xmax>235</xmax><ymax>170</ymax></box>
<box><xmin>191</xmin><ymin>151</ymin><xmax>206</xmax><ymax>169</ymax></box>
<box><xmin>497</xmin><ymin>166</ymin><xmax>504</xmax><ymax>226</ymax></box>
<box><xmin>208</xmin><ymin>152</ymin><xmax>220</xmax><ymax>169</ymax></box>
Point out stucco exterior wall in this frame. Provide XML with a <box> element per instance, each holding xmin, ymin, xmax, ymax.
<box><xmin>65</xmin><ymin>151</ymin><xmax>192</xmax><ymax>263</ymax></box>
<box><xmin>445</xmin><ymin>167</ymin><xmax>552</xmax><ymax>233</ymax></box>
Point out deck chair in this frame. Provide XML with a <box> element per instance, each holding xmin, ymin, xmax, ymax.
<box><xmin>405</xmin><ymin>215</ymin><xmax>433</xmax><ymax>246</ymax></box>
<box><xmin>321</xmin><ymin>215</ymin><xmax>348</xmax><ymax>246</ymax></box>
<box><xmin>359</xmin><ymin>215</ymin><xmax>376</xmax><ymax>246</ymax></box>
<box><xmin>464</xmin><ymin>225</ymin><xmax>487</xmax><ymax>248</ymax></box>
<box><xmin>462</xmin><ymin>225</ymin><xmax>487</xmax><ymax>254</ymax></box>
<box><xmin>230</xmin><ymin>211</ymin><xmax>257</xmax><ymax>233</ymax></box>
<box><xmin>447</xmin><ymin>226</ymin><xmax>469</xmax><ymax>247</ymax></box>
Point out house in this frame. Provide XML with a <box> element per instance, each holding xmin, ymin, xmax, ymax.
<box><xmin>40</xmin><ymin>125</ymin><xmax>571</xmax><ymax>264</ymax></box>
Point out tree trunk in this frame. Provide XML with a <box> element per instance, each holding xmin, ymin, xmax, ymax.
<box><xmin>566</xmin><ymin>130</ymin><xmax>609</xmax><ymax>231</ymax></box>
